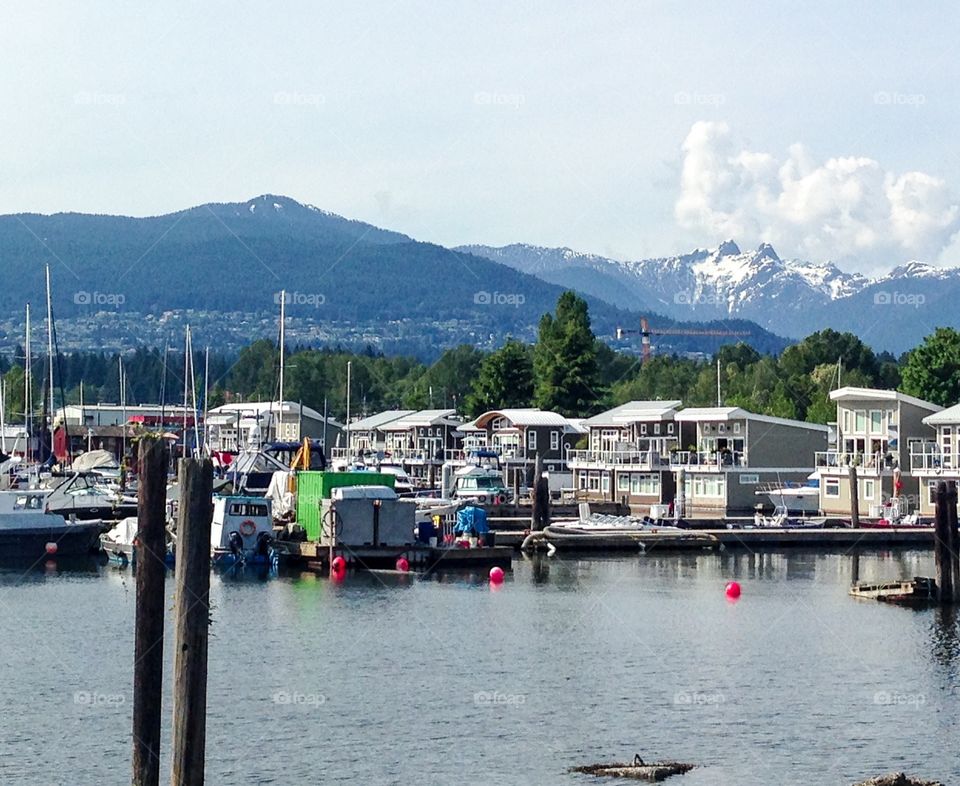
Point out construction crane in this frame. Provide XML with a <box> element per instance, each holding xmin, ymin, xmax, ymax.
<box><xmin>616</xmin><ymin>317</ymin><xmax>751</xmax><ymax>364</ymax></box>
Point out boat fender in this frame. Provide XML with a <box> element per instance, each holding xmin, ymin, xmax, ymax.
<box><xmin>495</xmin><ymin>494</ymin><xmax>506</xmax><ymax>505</ymax></box>
<box><xmin>478</xmin><ymin>495</ymin><xmax>486</xmax><ymax>504</ymax></box>
<box><xmin>239</xmin><ymin>519</ymin><xmax>257</xmax><ymax>537</ymax></box>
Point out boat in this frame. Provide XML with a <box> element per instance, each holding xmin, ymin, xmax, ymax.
<box><xmin>452</xmin><ymin>462</ymin><xmax>512</xmax><ymax>506</ymax></box>
<box><xmin>44</xmin><ymin>472</ymin><xmax>137</xmax><ymax>521</ymax></box>
<box><xmin>849</xmin><ymin>577</ymin><xmax>937</xmax><ymax>605</ymax></box>
<box><xmin>0</xmin><ymin>509</ymin><xmax>103</xmax><ymax>559</ymax></box>
<box><xmin>756</xmin><ymin>475</ymin><xmax>820</xmax><ymax>513</ymax></box>
<box><xmin>211</xmin><ymin>495</ymin><xmax>277</xmax><ymax>567</ymax></box>
<box><xmin>738</xmin><ymin>505</ymin><xmax>828</xmax><ymax>529</ymax></box>
<box><xmin>99</xmin><ymin>516</ymin><xmax>175</xmax><ymax>567</ymax></box>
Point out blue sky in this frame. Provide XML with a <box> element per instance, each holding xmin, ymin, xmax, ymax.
<box><xmin>2</xmin><ymin>1</ymin><xmax>958</xmax><ymax>271</ymax></box>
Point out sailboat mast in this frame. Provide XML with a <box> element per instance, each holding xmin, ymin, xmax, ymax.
<box><xmin>202</xmin><ymin>346</ymin><xmax>210</xmax><ymax>456</ymax></box>
<box><xmin>1</xmin><ymin>378</ymin><xmax>6</xmax><ymax>454</ymax></box>
<box><xmin>24</xmin><ymin>304</ymin><xmax>31</xmax><ymax>462</ymax></box>
<box><xmin>45</xmin><ymin>266</ymin><xmax>55</xmax><ymax>459</ymax></box>
<box><xmin>182</xmin><ymin>327</ymin><xmax>190</xmax><ymax>455</ymax></box>
<box><xmin>278</xmin><ymin>290</ymin><xmax>285</xmax><ymax>441</ymax></box>
<box><xmin>119</xmin><ymin>356</ymin><xmax>126</xmax><ymax>464</ymax></box>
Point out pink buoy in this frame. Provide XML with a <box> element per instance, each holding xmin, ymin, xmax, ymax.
<box><xmin>330</xmin><ymin>556</ymin><xmax>347</xmax><ymax>578</ymax></box>
<box><xmin>489</xmin><ymin>566</ymin><xmax>505</xmax><ymax>585</ymax></box>
<box><xmin>396</xmin><ymin>557</ymin><xmax>409</xmax><ymax>573</ymax></box>
<box><xmin>725</xmin><ymin>581</ymin><xmax>741</xmax><ymax>599</ymax></box>
<box><xmin>45</xmin><ymin>542</ymin><xmax>58</xmax><ymax>555</ymax></box>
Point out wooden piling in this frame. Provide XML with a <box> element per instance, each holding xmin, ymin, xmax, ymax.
<box><xmin>170</xmin><ymin>459</ymin><xmax>214</xmax><ymax>786</ymax></box>
<box><xmin>849</xmin><ymin>464</ymin><xmax>860</xmax><ymax>528</ymax></box>
<box><xmin>132</xmin><ymin>437</ymin><xmax>169</xmax><ymax>786</ymax></box>
<box><xmin>934</xmin><ymin>481</ymin><xmax>954</xmax><ymax>604</ymax></box>
<box><xmin>531</xmin><ymin>454</ymin><xmax>551</xmax><ymax>531</ymax></box>
<box><xmin>947</xmin><ymin>482</ymin><xmax>960</xmax><ymax>603</ymax></box>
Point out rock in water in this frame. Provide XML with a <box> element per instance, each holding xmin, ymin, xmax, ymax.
<box><xmin>852</xmin><ymin>774</ymin><xmax>944</xmax><ymax>786</ymax></box>
<box><xmin>570</xmin><ymin>760</ymin><xmax>695</xmax><ymax>781</ymax></box>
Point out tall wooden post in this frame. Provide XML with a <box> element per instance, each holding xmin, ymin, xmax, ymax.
<box><xmin>170</xmin><ymin>458</ymin><xmax>214</xmax><ymax>786</ymax></box>
<box><xmin>531</xmin><ymin>454</ymin><xmax>544</xmax><ymax>531</ymax></box>
<box><xmin>848</xmin><ymin>465</ymin><xmax>860</xmax><ymax>528</ymax></box>
<box><xmin>132</xmin><ymin>437</ymin><xmax>169</xmax><ymax>786</ymax></box>
<box><xmin>934</xmin><ymin>481</ymin><xmax>954</xmax><ymax>604</ymax></box>
<box><xmin>946</xmin><ymin>481</ymin><xmax>960</xmax><ymax>603</ymax></box>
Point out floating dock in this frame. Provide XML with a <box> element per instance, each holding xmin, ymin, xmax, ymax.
<box><xmin>276</xmin><ymin>539</ymin><xmax>513</xmax><ymax>573</ymax></box>
<box><xmin>495</xmin><ymin>526</ymin><xmax>937</xmax><ymax>551</ymax></box>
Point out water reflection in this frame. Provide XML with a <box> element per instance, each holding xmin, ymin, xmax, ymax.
<box><xmin>930</xmin><ymin>605</ymin><xmax>960</xmax><ymax>673</ymax></box>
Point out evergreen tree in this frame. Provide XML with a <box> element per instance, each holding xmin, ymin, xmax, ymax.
<box><xmin>533</xmin><ymin>292</ymin><xmax>602</xmax><ymax>416</ymax></box>
<box><xmin>465</xmin><ymin>340</ymin><xmax>534</xmax><ymax>416</ymax></box>
<box><xmin>900</xmin><ymin>328</ymin><xmax>960</xmax><ymax>406</ymax></box>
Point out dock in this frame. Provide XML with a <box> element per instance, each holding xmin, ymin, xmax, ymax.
<box><xmin>276</xmin><ymin>539</ymin><xmax>513</xmax><ymax>573</ymax></box>
<box><xmin>494</xmin><ymin>526</ymin><xmax>937</xmax><ymax>551</ymax></box>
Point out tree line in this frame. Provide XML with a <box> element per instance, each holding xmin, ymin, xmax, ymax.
<box><xmin>3</xmin><ymin>291</ymin><xmax>960</xmax><ymax>424</ymax></box>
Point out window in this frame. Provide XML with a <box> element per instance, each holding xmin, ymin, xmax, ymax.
<box><xmin>528</xmin><ymin>430</ymin><xmax>537</xmax><ymax>450</ymax></box>
<box><xmin>640</xmin><ymin>423</ymin><xmax>647</xmax><ymax>435</ymax></box>
<box><xmin>229</xmin><ymin>502</ymin><xmax>268</xmax><ymax>517</ymax></box>
<box><xmin>842</xmin><ymin>410</ymin><xmax>851</xmax><ymax>434</ymax></box>
<box><xmin>654</xmin><ymin>423</ymin><xmax>661</xmax><ymax>435</ymax></box>
<box><xmin>718</xmin><ymin>423</ymin><xmax>726</xmax><ymax>434</ymax></box>
<box><xmin>550</xmin><ymin>430</ymin><xmax>559</xmax><ymax>451</ymax></box>
<box><xmin>578</xmin><ymin>472</ymin><xmax>587</xmax><ymax>490</ymax></box>
<box><xmin>587</xmin><ymin>472</ymin><xmax>600</xmax><ymax>491</ymax></box>
<box><xmin>733</xmin><ymin>422</ymin><xmax>741</xmax><ymax>434</ymax></box>
<box><xmin>825</xmin><ymin>478</ymin><xmax>840</xmax><ymax>498</ymax></box>
<box><xmin>667</xmin><ymin>423</ymin><xmax>674</xmax><ymax>435</ymax></box>
<box><xmin>928</xmin><ymin>481</ymin><xmax>938</xmax><ymax>505</ymax></box>
<box><xmin>869</xmin><ymin>410</ymin><xmax>882</xmax><ymax>434</ymax></box>
<box><xmin>618</xmin><ymin>474</ymin><xmax>630</xmax><ymax>492</ymax></box>
<box><xmin>855</xmin><ymin>410</ymin><xmax>867</xmax><ymax>433</ymax></box>
<box><xmin>601</xmin><ymin>472</ymin><xmax>610</xmax><ymax>493</ymax></box>
<box><xmin>693</xmin><ymin>475</ymin><xmax>725</xmax><ymax>498</ymax></box>
<box><xmin>630</xmin><ymin>473</ymin><xmax>660</xmax><ymax>495</ymax></box>
<box><xmin>862</xmin><ymin>479</ymin><xmax>875</xmax><ymax>501</ymax></box>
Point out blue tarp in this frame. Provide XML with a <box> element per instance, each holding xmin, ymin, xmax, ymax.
<box><xmin>454</xmin><ymin>506</ymin><xmax>489</xmax><ymax>534</ymax></box>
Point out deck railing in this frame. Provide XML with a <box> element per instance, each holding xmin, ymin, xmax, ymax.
<box><xmin>814</xmin><ymin>451</ymin><xmax>890</xmax><ymax>471</ymax></box>
<box><xmin>670</xmin><ymin>450</ymin><xmax>745</xmax><ymax>468</ymax></box>
<box><xmin>567</xmin><ymin>449</ymin><xmax>667</xmax><ymax>468</ymax></box>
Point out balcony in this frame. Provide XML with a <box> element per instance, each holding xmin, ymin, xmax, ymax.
<box><xmin>568</xmin><ymin>448</ymin><xmax>668</xmax><ymax>469</ymax></box>
<box><xmin>910</xmin><ymin>445</ymin><xmax>959</xmax><ymax>475</ymax></box>
<box><xmin>670</xmin><ymin>450</ymin><xmax>745</xmax><ymax>470</ymax></box>
<box><xmin>815</xmin><ymin>451</ymin><xmax>894</xmax><ymax>474</ymax></box>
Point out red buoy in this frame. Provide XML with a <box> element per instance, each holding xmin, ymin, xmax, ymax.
<box><xmin>395</xmin><ymin>557</ymin><xmax>409</xmax><ymax>573</ymax></box>
<box><xmin>489</xmin><ymin>566</ymin><xmax>505</xmax><ymax>585</ymax></box>
<box><xmin>330</xmin><ymin>556</ymin><xmax>347</xmax><ymax>578</ymax></box>
<box><xmin>725</xmin><ymin>581</ymin><xmax>741</xmax><ymax>599</ymax></box>
<box><xmin>45</xmin><ymin>542</ymin><xmax>58</xmax><ymax>555</ymax></box>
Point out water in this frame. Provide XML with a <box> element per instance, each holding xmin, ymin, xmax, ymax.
<box><xmin>0</xmin><ymin>549</ymin><xmax>957</xmax><ymax>786</ymax></box>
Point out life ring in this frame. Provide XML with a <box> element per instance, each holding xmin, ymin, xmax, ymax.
<box><xmin>477</xmin><ymin>495</ymin><xmax>487</xmax><ymax>504</ymax></box>
<box><xmin>239</xmin><ymin>519</ymin><xmax>257</xmax><ymax>537</ymax></box>
<box><xmin>495</xmin><ymin>494</ymin><xmax>506</xmax><ymax>505</ymax></box>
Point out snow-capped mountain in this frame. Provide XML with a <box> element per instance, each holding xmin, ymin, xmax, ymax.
<box><xmin>457</xmin><ymin>240</ymin><xmax>958</xmax><ymax>352</ymax></box>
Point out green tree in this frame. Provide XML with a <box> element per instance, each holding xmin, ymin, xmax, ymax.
<box><xmin>900</xmin><ymin>328</ymin><xmax>960</xmax><ymax>406</ymax></box>
<box><xmin>404</xmin><ymin>345</ymin><xmax>484</xmax><ymax>410</ymax></box>
<box><xmin>533</xmin><ymin>292</ymin><xmax>603</xmax><ymax>416</ymax></box>
<box><xmin>465</xmin><ymin>340</ymin><xmax>534</xmax><ymax>416</ymax></box>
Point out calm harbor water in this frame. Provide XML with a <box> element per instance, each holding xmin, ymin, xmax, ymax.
<box><xmin>1</xmin><ymin>549</ymin><xmax>957</xmax><ymax>786</ymax></box>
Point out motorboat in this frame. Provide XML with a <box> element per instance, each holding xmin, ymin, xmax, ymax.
<box><xmin>44</xmin><ymin>472</ymin><xmax>137</xmax><ymax>521</ymax></box>
<box><xmin>452</xmin><ymin>464</ymin><xmax>511</xmax><ymax>506</ymax></box>
<box><xmin>0</xmin><ymin>509</ymin><xmax>103</xmax><ymax>559</ymax></box>
<box><xmin>99</xmin><ymin>516</ymin><xmax>175</xmax><ymax>567</ymax></box>
<box><xmin>211</xmin><ymin>495</ymin><xmax>277</xmax><ymax>567</ymax></box>
<box><xmin>757</xmin><ymin>475</ymin><xmax>820</xmax><ymax>513</ymax></box>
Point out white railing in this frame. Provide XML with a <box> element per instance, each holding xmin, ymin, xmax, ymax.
<box><xmin>910</xmin><ymin>447</ymin><xmax>958</xmax><ymax>473</ymax></box>
<box><xmin>568</xmin><ymin>449</ymin><xmax>667</xmax><ymax>468</ymax></box>
<box><xmin>815</xmin><ymin>451</ymin><xmax>896</xmax><ymax>471</ymax></box>
<box><xmin>670</xmin><ymin>450</ymin><xmax>745</xmax><ymax>468</ymax></box>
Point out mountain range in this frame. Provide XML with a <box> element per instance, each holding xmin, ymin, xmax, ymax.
<box><xmin>0</xmin><ymin>195</ymin><xmax>780</xmax><ymax>360</ymax></box>
<box><xmin>459</xmin><ymin>240</ymin><xmax>956</xmax><ymax>354</ymax></box>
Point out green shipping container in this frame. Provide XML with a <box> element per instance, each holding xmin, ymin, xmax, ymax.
<box><xmin>296</xmin><ymin>471</ymin><xmax>397</xmax><ymax>540</ymax></box>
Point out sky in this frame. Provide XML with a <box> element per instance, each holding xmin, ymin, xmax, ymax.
<box><xmin>2</xmin><ymin>1</ymin><xmax>959</xmax><ymax>272</ymax></box>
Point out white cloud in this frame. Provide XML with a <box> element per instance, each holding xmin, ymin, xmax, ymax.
<box><xmin>675</xmin><ymin>121</ymin><xmax>960</xmax><ymax>268</ymax></box>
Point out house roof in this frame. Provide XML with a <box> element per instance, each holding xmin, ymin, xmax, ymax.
<box><xmin>829</xmin><ymin>386</ymin><xmax>942</xmax><ymax>413</ymax></box>
<box><xmin>347</xmin><ymin>409</ymin><xmax>416</xmax><ymax>431</ymax></box>
<box><xmin>676</xmin><ymin>406</ymin><xmax>830</xmax><ymax>433</ymax></box>
<box><xmin>924</xmin><ymin>404</ymin><xmax>960</xmax><ymax>425</ymax></box>
<box><xmin>381</xmin><ymin>409</ymin><xmax>460</xmax><ymax>430</ymax></box>
<box><xmin>208</xmin><ymin>401</ymin><xmax>343</xmax><ymax>427</ymax></box>
<box><xmin>583</xmin><ymin>400</ymin><xmax>683</xmax><ymax>427</ymax></box>
<box><xmin>474</xmin><ymin>408</ymin><xmax>573</xmax><ymax>429</ymax></box>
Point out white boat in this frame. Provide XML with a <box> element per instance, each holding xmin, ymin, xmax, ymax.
<box><xmin>99</xmin><ymin>516</ymin><xmax>175</xmax><ymax>567</ymax></box>
<box><xmin>211</xmin><ymin>496</ymin><xmax>277</xmax><ymax>567</ymax></box>
<box><xmin>757</xmin><ymin>475</ymin><xmax>820</xmax><ymax>513</ymax></box>
<box><xmin>452</xmin><ymin>465</ymin><xmax>511</xmax><ymax>506</ymax></box>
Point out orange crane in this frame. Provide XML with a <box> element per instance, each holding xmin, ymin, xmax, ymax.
<box><xmin>616</xmin><ymin>317</ymin><xmax>750</xmax><ymax>364</ymax></box>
